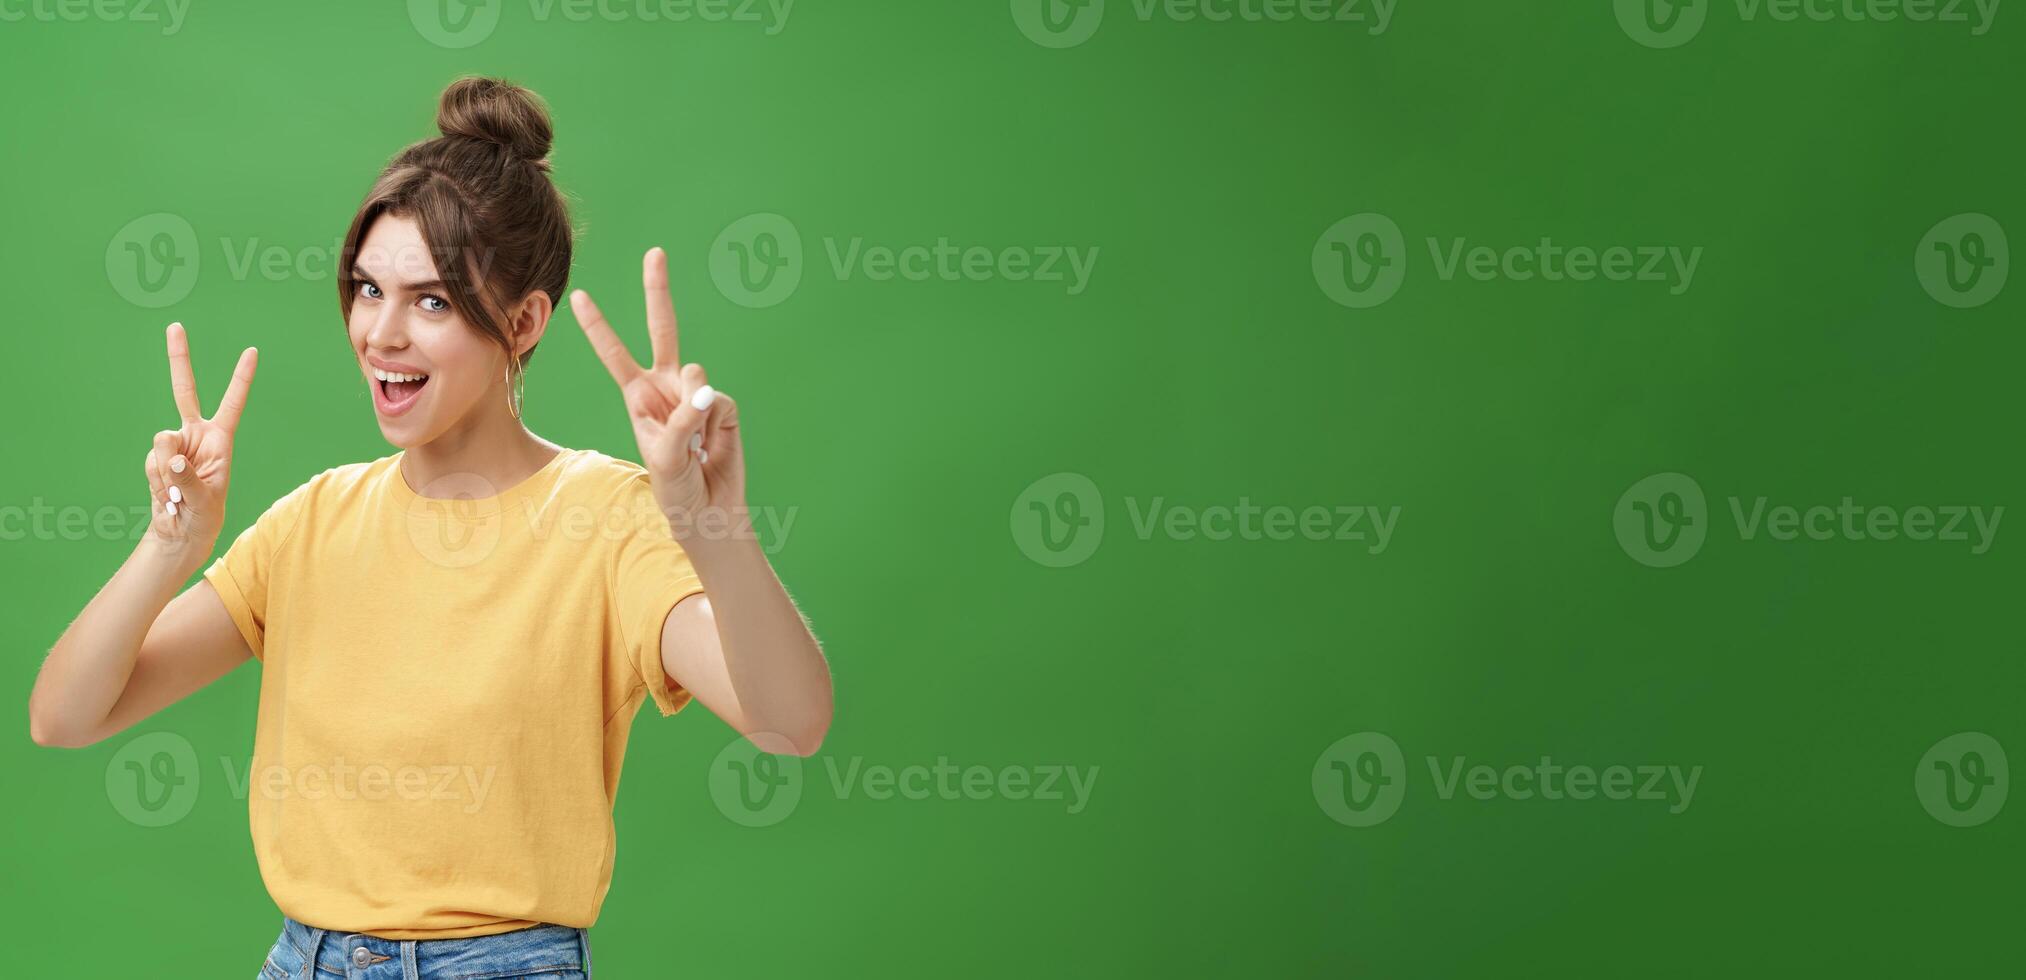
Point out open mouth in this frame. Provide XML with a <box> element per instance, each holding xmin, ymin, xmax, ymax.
<box><xmin>372</xmin><ymin>367</ymin><xmax>430</xmax><ymax>416</ymax></box>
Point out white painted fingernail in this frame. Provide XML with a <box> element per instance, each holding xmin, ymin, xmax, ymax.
<box><xmin>688</xmin><ymin>432</ymin><xmax>703</xmax><ymax>452</ymax></box>
<box><xmin>169</xmin><ymin>456</ymin><xmax>186</xmax><ymax>474</ymax></box>
<box><xmin>696</xmin><ymin>449</ymin><xmax>709</xmax><ymax>466</ymax></box>
<box><xmin>690</xmin><ymin>385</ymin><xmax>716</xmax><ymax>412</ymax></box>
<box><xmin>168</xmin><ymin>485</ymin><xmax>182</xmax><ymax>504</ymax></box>
<box><xmin>165</xmin><ymin>500</ymin><xmax>178</xmax><ymax>517</ymax></box>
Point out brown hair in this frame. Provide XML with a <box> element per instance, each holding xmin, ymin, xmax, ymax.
<box><xmin>338</xmin><ymin>77</ymin><xmax>573</xmax><ymax>387</ymax></box>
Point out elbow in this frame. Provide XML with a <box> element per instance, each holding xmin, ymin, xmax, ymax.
<box><xmin>789</xmin><ymin>690</ymin><xmax>834</xmax><ymax>756</ymax></box>
<box><xmin>28</xmin><ymin>716</ymin><xmax>55</xmax><ymax>748</ymax></box>
<box><xmin>27</xmin><ymin>693</ymin><xmax>99</xmax><ymax>749</ymax></box>
<box><xmin>27</xmin><ymin>697</ymin><xmax>57</xmax><ymax>747</ymax></box>
<box><xmin>29</xmin><ymin>712</ymin><xmax>89</xmax><ymax>750</ymax></box>
<box><xmin>787</xmin><ymin>714</ymin><xmax>830</xmax><ymax>758</ymax></box>
<box><xmin>746</xmin><ymin>705</ymin><xmax>831</xmax><ymax>758</ymax></box>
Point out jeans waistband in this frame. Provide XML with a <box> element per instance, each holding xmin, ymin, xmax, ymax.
<box><xmin>274</xmin><ymin>915</ymin><xmax>590</xmax><ymax>979</ymax></box>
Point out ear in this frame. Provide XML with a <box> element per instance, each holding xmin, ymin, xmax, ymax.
<box><xmin>507</xmin><ymin>289</ymin><xmax>554</xmax><ymax>359</ymax></box>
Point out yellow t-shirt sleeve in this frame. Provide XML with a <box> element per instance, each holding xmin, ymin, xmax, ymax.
<box><xmin>610</xmin><ymin>473</ymin><xmax>708</xmax><ymax>717</ymax></box>
<box><xmin>202</xmin><ymin>477</ymin><xmax>314</xmax><ymax>661</ymax></box>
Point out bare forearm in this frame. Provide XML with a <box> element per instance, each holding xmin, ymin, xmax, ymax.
<box><xmin>682</xmin><ymin>535</ymin><xmax>832</xmax><ymax>754</ymax></box>
<box><xmin>582</xmin><ymin>248</ymin><xmax>830</xmax><ymax>752</ymax></box>
<box><xmin>30</xmin><ymin>536</ymin><xmax>200</xmax><ymax>745</ymax></box>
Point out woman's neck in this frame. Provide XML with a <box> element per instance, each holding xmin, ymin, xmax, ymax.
<box><xmin>399</xmin><ymin>400</ymin><xmax>561</xmax><ymax>500</ymax></box>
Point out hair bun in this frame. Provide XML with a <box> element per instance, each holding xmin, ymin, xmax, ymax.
<box><xmin>436</xmin><ymin>76</ymin><xmax>553</xmax><ymax>162</ymax></box>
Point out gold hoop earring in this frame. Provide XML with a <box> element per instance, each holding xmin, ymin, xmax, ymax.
<box><xmin>505</xmin><ymin>362</ymin><xmax>526</xmax><ymax>421</ymax></box>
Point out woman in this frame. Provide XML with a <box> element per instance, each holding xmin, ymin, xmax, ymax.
<box><xmin>27</xmin><ymin>77</ymin><xmax>832</xmax><ymax>978</ymax></box>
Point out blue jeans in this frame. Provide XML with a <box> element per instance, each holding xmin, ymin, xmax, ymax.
<box><xmin>258</xmin><ymin>916</ymin><xmax>591</xmax><ymax>979</ymax></box>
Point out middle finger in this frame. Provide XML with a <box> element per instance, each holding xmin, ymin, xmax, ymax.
<box><xmin>642</xmin><ymin>247</ymin><xmax>680</xmax><ymax>368</ymax></box>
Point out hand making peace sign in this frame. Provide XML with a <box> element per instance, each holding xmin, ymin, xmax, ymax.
<box><xmin>570</xmin><ymin>247</ymin><xmax>745</xmax><ymax>531</ymax></box>
<box><xmin>146</xmin><ymin>323</ymin><xmax>258</xmax><ymax>555</ymax></box>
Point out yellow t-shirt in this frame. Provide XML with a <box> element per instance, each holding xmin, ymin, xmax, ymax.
<box><xmin>203</xmin><ymin>448</ymin><xmax>705</xmax><ymax>940</ymax></box>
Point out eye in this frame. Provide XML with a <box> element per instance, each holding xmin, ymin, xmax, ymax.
<box><xmin>420</xmin><ymin>295</ymin><xmax>450</xmax><ymax>314</ymax></box>
<box><xmin>358</xmin><ymin>281</ymin><xmax>383</xmax><ymax>300</ymax></box>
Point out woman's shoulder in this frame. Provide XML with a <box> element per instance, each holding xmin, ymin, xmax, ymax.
<box><xmin>232</xmin><ymin>456</ymin><xmax>395</xmax><ymax>545</ymax></box>
<box><xmin>545</xmin><ymin>449</ymin><xmax>667</xmax><ymax>516</ymax></box>
<box><xmin>553</xmin><ymin>448</ymin><xmax>653</xmax><ymax>490</ymax></box>
<box><xmin>289</xmin><ymin>455</ymin><xmax>400</xmax><ymax>501</ymax></box>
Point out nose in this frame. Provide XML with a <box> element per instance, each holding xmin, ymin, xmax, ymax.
<box><xmin>362</xmin><ymin>297</ymin><xmax>410</xmax><ymax>353</ymax></box>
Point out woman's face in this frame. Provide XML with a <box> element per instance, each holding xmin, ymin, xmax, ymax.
<box><xmin>348</xmin><ymin>215</ymin><xmax>509</xmax><ymax>448</ymax></box>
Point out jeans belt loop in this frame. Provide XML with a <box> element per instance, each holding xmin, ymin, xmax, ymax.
<box><xmin>302</xmin><ymin>927</ymin><xmax>327</xmax><ymax>980</ymax></box>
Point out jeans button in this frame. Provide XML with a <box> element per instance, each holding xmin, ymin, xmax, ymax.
<box><xmin>353</xmin><ymin>945</ymin><xmax>373</xmax><ymax>967</ymax></box>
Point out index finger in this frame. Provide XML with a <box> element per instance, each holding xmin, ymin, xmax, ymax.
<box><xmin>569</xmin><ymin>290</ymin><xmax>643</xmax><ymax>386</ymax></box>
<box><xmin>165</xmin><ymin>322</ymin><xmax>203</xmax><ymax>422</ymax></box>
<box><xmin>642</xmin><ymin>247</ymin><xmax>680</xmax><ymax>368</ymax></box>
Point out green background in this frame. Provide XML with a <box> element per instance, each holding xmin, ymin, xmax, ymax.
<box><xmin>3</xmin><ymin>1</ymin><xmax>2020</xmax><ymax>976</ymax></box>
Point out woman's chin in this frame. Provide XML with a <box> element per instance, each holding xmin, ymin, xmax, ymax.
<box><xmin>376</xmin><ymin>415</ymin><xmax>430</xmax><ymax>449</ymax></box>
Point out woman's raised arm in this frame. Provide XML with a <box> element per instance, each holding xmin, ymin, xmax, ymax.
<box><xmin>28</xmin><ymin>323</ymin><xmax>258</xmax><ymax>748</ymax></box>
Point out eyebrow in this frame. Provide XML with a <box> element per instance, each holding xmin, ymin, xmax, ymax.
<box><xmin>351</xmin><ymin>266</ymin><xmax>448</xmax><ymax>293</ymax></box>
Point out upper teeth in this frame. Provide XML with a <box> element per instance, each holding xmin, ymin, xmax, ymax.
<box><xmin>374</xmin><ymin>369</ymin><xmax>428</xmax><ymax>383</ymax></box>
